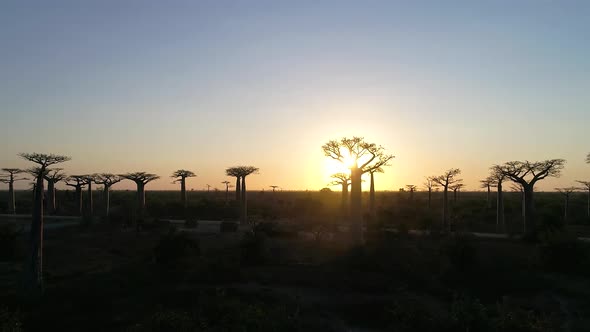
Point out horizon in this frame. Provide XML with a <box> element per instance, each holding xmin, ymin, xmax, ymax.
<box><xmin>1</xmin><ymin>1</ymin><xmax>589</xmax><ymax>191</ymax></box>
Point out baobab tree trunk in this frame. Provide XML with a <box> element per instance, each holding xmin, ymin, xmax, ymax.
<box><xmin>8</xmin><ymin>180</ymin><xmax>16</xmax><ymax>214</ymax></box>
<box><xmin>442</xmin><ymin>187</ymin><xmax>449</xmax><ymax>231</ymax></box>
<box><xmin>137</xmin><ymin>183</ymin><xmax>146</xmax><ymax>218</ymax></box>
<box><xmin>453</xmin><ymin>190</ymin><xmax>458</xmax><ymax>204</ymax></box>
<box><xmin>427</xmin><ymin>188</ymin><xmax>432</xmax><ymax>209</ymax></box>
<box><xmin>24</xmin><ymin>172</ymin><xmax>45</xmax><ymax>298</ymax></box>
<box><xmin>47</xmin><ymin>180</ymin><xmax>56</xmax><ymax>215</ymax></box>
<box><xmin>350</xmin><ymin>167</ymin><xmax>363</xmax><ymax>245</ymax></box>
<box><xmin>87</xmin><ymin>181</ymin><xmax>93</xmax><ymax>217</ymax></box>
<box><xmin>75</xmin><ymin>187</ymin><xmax>83</xmax><ymax>216</ymax></box>
<box><xmin>180</xmin><ymin>178</ymin><xmax>187</xmax><ymax>209</ymax></box>
<box><xmin>587</xmin><ymin>189</ymin><xmax>590</xmax><ymax>218</ymax></box>
<box><xmin>497</xmin><ymin>182</ymin><xmax>505</xmax><ymax>233</ymax></box>
<box><xmin>235</xmin><ymin>177</ymin><xmax>241</xmax><ymax>202</ymax></box>
<box><xmin>523</xmin><ymin>185</ymin><xmax>536</xmax><ymax>239</ymax></box>
<box><xmin>341</xmin><ymin>182</ymin><xmax>349</xmax><ymax>217</ymax></box>
<box><xmin>486</xmin><ymin>185</ymin><xmax>491</xmax><ymax>209</ymax></box>
<box><xmin>225</xmin><ymin>185</ymin><xmax>229</xmax><ymax>205</ymax></box>
<box><xmin>563</xmin><ymin>195</ymin><xmax>569</xmax><ymax>223</ymax></box>
<box><xmin>369</xmin><ymin>172</ymin><xmax>375</xmax><ymax>216</ymax></box>
<box><xmin>103</xmin><ymin>187</ymin><xmax>110</xmax><ymax>217</ymax></box>
<box><xmin>240</xmin><ymin>176</ymin><xmax>247</xmax><ymax>224</ymax></box>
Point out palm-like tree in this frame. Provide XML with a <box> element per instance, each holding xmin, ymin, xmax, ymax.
<box><xmin>171</xmin><ymin>170</ymin><xmax>196</xmax><ymax>208</ymax></box>
<box><xmin>225</xmin><ymin>166</ymin><xmax>259</xmax><ymax>223</ymax></box>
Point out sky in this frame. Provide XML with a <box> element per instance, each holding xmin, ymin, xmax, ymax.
<box><xmin>1</xmin><ymin>0</ymin><xmax>589</xmax><ymax>192</ymax></box>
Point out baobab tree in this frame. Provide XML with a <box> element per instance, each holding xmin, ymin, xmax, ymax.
<box><xmin>94</xmin><ymin>173</ymin><xmax>122</xmax><ymax>217</ymax></box>
<box><xmin>497</xmin><ymin>159</ymin><xmax>566</xmax><ymax>239</ymax></box>
<box><xmin>0</xmin><ymin>168</ymin><xmax>26</xmax><ymax>214</ymax></box>
<box><xmin>222</xmin><ymin>180</ymin><xmax>231</xmax><ymax>205</ymax></box>
<box><xmin>576</xmin><ymin>180</ymin><xmax>590</xmax><ymax>218</ymax></box>
<box><xmin>43</xmin><ymin>169</ymin><xmax>66</xmax><ymax>215</ymax></box>
<box><xmin>556</xmin><ymin>187</ymin><xmax>577</xmax><ymax>223</ymax></box>
<box><xmin>489</xmin><ymin>166</ymin><xmax>506</xmax><ymax>233</ymax></box>
<box><xmin>226</xmin><ymin>168</ymin><xmax>242</xmax><ymax>202</ymax></box>
<box><xmin>322</xmin><ymin>137</ymin><xmax>394</xmax><ymax>244</ymax></box>
<box><xmin>431</xmin><ymin>168</ymin><xmax>462</xmax><ymax>231</ymax></box>
<box><xmin>270</xmin><ymin>185</ymin><xmax>279</xmax><ymax>193</ymax></box>
<box><xmin>586</xmin><ymin>152</ymin><xmax>590</xmax><ymax>164</ymax></box>
<box><xmin>368</xmin><ymin>167</ymin><xmax>386</xmax><ymax>215</ymax></box>
<box><xmin>330</xmin><ymin>172</ymin><xmax>351</xmax><ymax>216</ymax></box>
<box><xmin>65</xmin><ymin>175</ymin><xmax>87</xmax><ymax>215</ymax></box>
<box><xmin>405</xmin><ymin>184</ymin><xmax>417</xmax><ymax>201</ymax></box>
<box><xmin>480</xmin><ymin>176</ymin><xmax>496</xmax><ymax>209</ymax></box>
<box><xmin>171</xmin><ymin>170</ymin><xmax>196</xmax><ymax>208</ymax></box>
<box><xmin>119</xmin><ymin>172</ymin><xmax>160</xmax><ymax>219</ymax></box>
<box><xmin>19</xmin><ymin>153</ymin><xmax>70</xmax><ymax>297</ymax></box>
<box><xmin>80</xmin><ymin>175</ymin><xmax>98</xmax><ymax>217</ymax></box>
<box><xmin>225</xmin><ymin>166</ymin><xmax>259</xmax><ymax>224</ymax></box>
<box><xmin>424</xmin><ymin>176</ymin><xmax>438</xmax><ymax>209</ymax></box>
<box><xmin>450</xmin><ymin>182</ymin><xmax>465</xmax><ymax>204</ymax></box>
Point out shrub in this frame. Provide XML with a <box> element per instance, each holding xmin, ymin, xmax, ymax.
<box><xmin>154</xmin><ymin>230</ymin><xmax>200</xmax><ymax>266</ymax></box>
<box><xmin>240</xmin><ymin>231</ymin><xmax>267</xmax><ymax>265</ymax></box>
<box><xmin>538</xmin><ymin>231</ymin><xmax>590</xmax><ymax>275</ymax></box>
<box><xmin>386</xmin><ymin>297</ymin><xmax>448</xmax><ymax>332</ymax></box>
<box><xmin>444</xmin><ymin>232</ymin><xmax>477</xmax><ymax>271</ymax></box>
<box><xmin>0</xmin><ymin>307</ymin><xmax>23</xmax><ymax>332</ymax></box>
<box><xmin>220</xmin><ymin>221</ymin><xmax>238</xmax><ymax>233</ymax></box>
<box><xmin>126</xmin><ymin>310</ymin><xmax>194</xmax><ymax>332</ymax></box>
<box><xmin>450</xmin><ymin>293</ymin><xmax>489</xmax><ymax>332</ymax></box>
<box><xmin>184</xmin><ymin>218</ymin><xmax>198</xmax><ymax>229</ymax></box>
<box><xmin>494</xmin><ymin>298</ymin><xmax>559</xmax><ymax>332</ymax></box>
<box><xmin>0</xmin><ymin>224</ymin><xmax>21</xmax><ymax>261</ymax></box>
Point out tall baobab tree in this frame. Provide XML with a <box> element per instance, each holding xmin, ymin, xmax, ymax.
<box><xmin>171</xmin><ymin>170</ymin><xmax>196</xmax><ymax>209</ymax></box>
<box><xmin>119</xmin><ymin>172</ymin><xmax>160</xmax><ymax>219</ymax></box>
<box><xmin>431</xmin><ymin>168</ymin><xmax>462</xmax><ymax>231</ymax></box>
<box><xmin>226</xmin><ymin>168</ymin><xmax>242</xmax><ymax>202</ymax></box>
<box><xmin>424</xmin><ymin>176</ymin><xmax>438</xmax><ymax>209</ymax></box>
<box><xmin>330</xmin><ymin>172</ymin><xmax>351</xmax><ymax>217</ymax></box>
<box><xmin>556</xmin><ymin>187</ymin><xmax>577</xmax><ymax>223</ymax></box>
<box><xmin>322</xmin><ymin>137</ymin><xmax>394</xmax><ymax>244</ymax></box>
<box><xmin>65</xmin><ymin>175</ymin><xmax>87</xmax><ymax>216</ymax></box>
<box><xmin>576</xmin><ymin>180</ymin><xmax>590</xmax><ymax>218</ymax></box>
<box><xmin>480</xmin><ymin>177</ymin><xmax>495</xmax><ymax>209</ymax></box>
<box><xmin>44</xmin><ymin>169</ymin><xmax>66</xmax><ymax>215</ymax></box>
<box><xmin>225</xmin><ymin>166</ymin><xmax>259</xmax><ymax>224</ymax></box>
<box><xmin>0</xmin><ymin>168</ymin><xmax>26</xmax><ymax>214</ymax></box>
<box><xmin>405</xmin><ymin>184</ymin><xmax>417</xmax><ymax>201</ymax></box>
<box><xmin>489</xmin><ymin>166</ymin><xmax>506</xmax><ymax>233</ymax></box>
<box><xmin>19</xmin><ymin>153</ymin><xmax>70</xmax><ymax>297</ymax></box>
<box><xmin>82</xmin><ymin>174</ymin><xmax>99</xmax><ymax>217</ymax></box>
<box><xmin>222</xmin><ymin>180</ymin><xmax>231</xmax><ymax>205</ymax></box>
<box><xmin>94</xmin><ymin>174</ymin><xmax>122</xmax><ymax>217</ymax></box>
<box><xmin>450</xmin><ymin>182</ymin><xmax>465</xmax><ymax>204</ymax></box>
<box><xmin>497</xmin><ymin>159</ymin><xmax>566</xmax><ymax>239</ymax></box>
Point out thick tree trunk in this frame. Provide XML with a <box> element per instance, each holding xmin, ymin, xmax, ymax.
<box><xmin>410</xmin><ymin>189</ymin><xmax>414</xmax><ymax>201</ymax></box>
<box><xmin>341</xmin><ymin>182</ymin><xmax>349</xmax><ymax>217</ymax></box>
<box><xmin>453</xmin><ymin>189</ymin><xmax>458</xmax><ymax>203</ymax></box>
<box><xmin>235</xmin><ymin>177</ymin><xmax>241</xmax><ymax>202</ymax></box>
<box><xmin>486</xmin><ymin>185</ymin><xmax>491</xmax><ymax>209</ymax></box>
<box><xmin>350</xmin><ymin>167</ymin><xmax>363</xmax><ymax>245</ymax></box>
<box><xmin>369</xmin><ymin>172</ymin><xmax>375</xmax><ymax>216</ymax></box>
<box><xmin>427</xmin><ymin>188</ymin><xmax>432</xmax><ymax>209</ymax></box>
<box><xmin>24</xmin><ymin>171</ymin><xmax>45</xmax><ymax>298</ymax></box>
<box><xmin>587</xmin><ymin>189</ymin><xmax>590</xmax><ymax>218</ymax></box>
<box><xmin>240</xmin><ymin>176</ymin><xmax>247</xmax><ymax>224</ymax></box>
<box><xmin>76</xmin><ymin>187</ymin><xmax>83</xmax><ymax>216</ymax></box>
<box><xmin>8</xmin><ymin>180</ymin><xmax>16</xmax><ymax>214</ymax></box>
<box><xmin>523</xmin><ymin>185</ymin><xmax>535</xmax><ymax>238</ymax></box>
<box><xmin>180</xmin><ymin>178</ymin><xmax>187</xmax><ymax>208</ymax></box>
<box><xmin>47</xmin><ymin>180</ymin><xmax>56</xmax><ymax>215</ymax></box>
<box><xmin>442</xmin><ymin>187</ymin><xmax>449</xmax><ymax>231</ymax></box>
<box><xmin>103</xmin><ymin>187</ymin><xmax>110</xmax><ymax>217</ymax></box>
<box><xmin>564</xmin><ymin>195</ymin><xmax>569</xmax><ymax>223</ymax></box>
<box><xmin>137</xmin><ymin>183</ymin><xmax>146</xmax><ymax>218</ymax></box>
<box><xmin>225</xmin><ymin>185</ymin><xmax>229</xmax><ymax>205</ymax></box>
<box><xmin>496</xmin><ymin>182</ymin><xmax>505</xmax><ymax>233</ymax></box>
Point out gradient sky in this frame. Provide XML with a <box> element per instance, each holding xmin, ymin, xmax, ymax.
<box><xmin>1</xmin><ymin>0</ymin><xmax>589</xmax><ymax>191</ymax></box>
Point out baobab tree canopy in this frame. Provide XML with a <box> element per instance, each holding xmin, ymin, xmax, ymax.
<box><xmin>329</xmin><ymin>173</ymin><xmax>351</xmax><ymax>186</ymax></box>
<box><xmin>587</xmin><ymin>152</ymin><xmax>590</xmax><ymax>164</ymax></box>
<box><xmin>95</xmin><ymin>173</ymin><xmax>122</xmax><ymax>187</ymax></box>
<box><xmin>226</xmin><ymin>166</ymin><xmax>259</xmax><ymax>178</ymax></box>
<box><xmin>432</xmin><ymin>168</ymin><xmax>462</xmax><ymax>188</ymax></box>
<box><xmin>120</xmin><ymin>172</ymin><xmax>160</xmax><ymax>184</ymax></box>
<box><xmin>19</xmin><ymin>153</ymin><xmax>71</xmax><ymax>168</ymax></box>
<box><xmin>172</xmin><ymin>169</ymin><xmax>196</xmax><ymax>180</ymax></box>
<box><xmin>498</xmin><ymin>159</ymin><xmax>566</xmax><ymax>185</ymax></box>
<box><xmin>322</xmin><ymin>137</ymin><xmax>394</xmax><ymax>174</ymax></box>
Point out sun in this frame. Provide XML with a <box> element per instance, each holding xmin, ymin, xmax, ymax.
<box><xmin>323</xmin><ymin>148</ymin><xmax>356</xmax><ymax>181</ymax></box>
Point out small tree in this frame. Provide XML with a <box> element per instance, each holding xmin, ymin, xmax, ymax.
<box><xmin>18</xmin><ymin>153</ymin><xmax>70</xmax><ymax>297</ymax></box>
<box><xmin>432</xmin><ymin>169</ymin><xmax>462</xmax><ymax>231</ymax></box>
<box><xmin>489</xmin><ymin>166</ymin><xmax>505</xmax><ymax>233</ymax></box>
<box><xmin>171</xmin><ymin>170</ymin><xmax>196</xmax><ymax>209</ymax></box>
<box><xmin>119</xmin><ymin>172</ymin><xmax>160</xmax><ymax>220</ymax></box>
<box><xmin>497</xmin><ymin>159</ymin><xmax>566</xmax><ymax>239</ymax></box>
<box><xmin>222</xmin><ymin>180</ymin><xmax>231</xmax><ymax>205</ymax></box>
<box><xmin>424</xmin><ymin>176</ymin><xmax>438</xmax><ymax>209</ymax></box>
<box><xmin>556</xmin><ymin>187</ymin><xmax>577</xmax><ymax>223</ymax></box>
<box><xmin>330</xmin><ymin>172</ymin><xmax>351</xmax><ymax>217</ymax></box>
<box><xmin>43</xmin><ymin>169</ymin><xmax>66</xmax><ymax>215</ymax></box>
<box><xmin>94</xmin><ymin>174</ymin><xmax>122</xmax><ymax>217</ymax></box>
<box><xmin>480</xmin><ymin>177</ymin><xmax>495</xmax><ymax>209</ymax></box>
<box><xmin>450</xmin><ymin>182</ymin><xmax>465</xmax><ymax>204</ymax></box>
<box><xmin>65</xmin><ymin>176</ymin><xmax>87</xmax><ymax>216</ymax></box>
<box><xmin>576</xmin><ymin>180</ymin><xmax>590</xmax><ymax>218</ymax></box>
<box><xmin>405</xmin><ymin>184</ymin><xmax>417</xmax><ymax>201</ymax></box>
<box><xmin>0</xmin><ymin>168</ymin><xmax>26</xmax><ymax>214</ymax></box>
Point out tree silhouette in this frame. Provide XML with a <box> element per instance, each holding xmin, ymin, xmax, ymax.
<box><xmin>586</xmin><ymin>152</ymin><xmax>590</xmax><ymax>164</ymax></box>
<box><xmin>423</xmin><ymin>176</ymin><xmax>438</xmax><ymax>209</ymax></box>
<box><xmin>450</xmin><ymin>182</ymin><xmax>465</xmax><ymax>204</ymax></box>
<box><xmin>119</xmin><ymin>172</ymin><xmax>160</xmax><ymax>219</ymax></box>
<box><xmin>0</xmin><ymin>168</ymin><xmax>26</xmax><ymax>214</ymax></box>
<box><xmin>226</xmin><ymin>168</ymin><xmax>242</xmax><ymax>202</ymax></box>
<box><xmin>497</xmin><ymin>159</ymin><xmax>566</xmax><ymax>238</ymax></box>
<box><xmin>94</xmin><ymin>174</ymin><xmax>122</xmax><ymax>217</ymax></box>
<box><xmin>489</xmin><ymin>166</ymin><xmax>506</xmax><ymax>233</ymax></box>
<box><xmin>431</xmin><ymin>168</ymin><xmax>462</xmax><ymax>231</ymax></box>
<box><xmin>330</xmin><ymin>172</ymin><xmax>351</xmax><ymax>216</ymax></box>
<box><xmin>270</xmin><ymin>185</ymin><xmax>279</xmax><ymax>193</ymax></box>
<box><xmin>19</xmin><ymin>153</ymin><xmax>70</xmax><ymax>297</ymax></box>
<box><xmin>82</xmin><ymin>175</ymin><xmax>99</xmax><ymax>217</ymax></box>
<box><xmin>65</xmin><ymin>175</ymin><xmax>87</xmax><ymax>216</ymax></box>
<box><xmin>480</xmin><ymin>177</ymin><xmax>495</xmax><ymax>209</ymax></box>
<box><xmin>222</xmin><ymin>181</ymin><xmax>231</xmax><ymax>205</ymax></box>
<box><xmin>225</xmin><ymin>166</ymin><xmax>259</xmax><ymax>223</ymax></box>
<box><xmin>171</xmin><ymin>170</ymin><xmax>196</xmax><ymax>209</ymax></box>
<box><xmin>43</xmin><ymin>168</ymin><xmax>66</xmax><ymax>215</ymax></box>
<box><xmin>322</xmin><ymin>137</ymin><xmax>394</xmax><ymax>244</ymax></box>
<box><xmin>576</xmin><ymin>180</ymin><xmax>590</xmax><ymax>218</ymax></box>
<box><xmin>368</xmin><ymin>167</ymin><xmax>386</xmax><ymax>215</ymax></box>
<box><xmin>405</xmin><ymin>184</ymin><xmax>417</xmax><ymax>201</ymax></box>
<box><xmin>556</xmin><ymin>187</ymin><xmax>577</xmax><ymax>223</ymax></box>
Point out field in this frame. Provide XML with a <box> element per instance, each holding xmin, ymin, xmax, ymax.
<box><xmin>1</xmin><ymin>189</ymin><xmax>590</xmax><ymax>331</ymax></box>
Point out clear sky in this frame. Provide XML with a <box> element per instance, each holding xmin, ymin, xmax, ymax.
<box><xmin>1</xmin><ymin>0</ymin><xmax>589</xmax><ymax>191</ymax></box>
